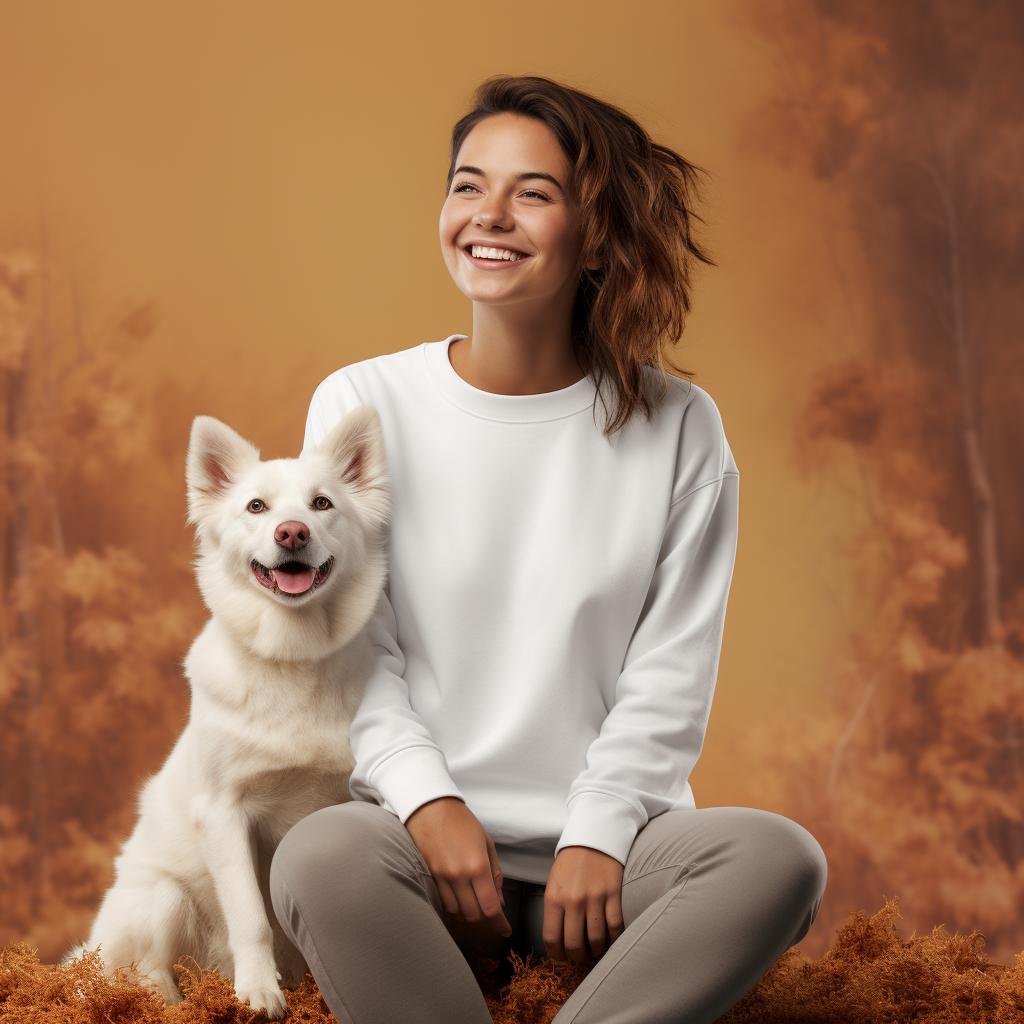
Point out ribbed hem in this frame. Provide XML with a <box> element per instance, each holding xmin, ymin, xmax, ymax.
<box><xmin>423</xmin><ymin>336</ymin><xmax>601</xmax><ymax>423</ymax></box>
<box><xmin>493</xmin><ymin>845</ymin><xmax>557</xmax><ymax>886</ymax></box>
<box><xmin>554</xmin><ymin>792</ymin><xmax>646</xmax><ymax>867</ymax></box>
<box><xmin>367</xmin><ymin>745</ymin><xmax>465</xmax><ymax>824</ymax></box>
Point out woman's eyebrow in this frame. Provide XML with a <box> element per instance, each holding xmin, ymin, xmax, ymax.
<box><xmin>454</xmin><ymin>165</ymin><xmax>564</xmax><ymax>191</ymax></box>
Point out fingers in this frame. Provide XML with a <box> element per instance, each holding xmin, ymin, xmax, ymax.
<box><xmin>448</xmin><ymin>833</ymin><xmax>509</xmax><ymax>937</ymax></box>
<box><xmin>582</xmin><ymin>901</ymin><xmax>609</xmax><ymax>959</ymax></box>
<box><xmin>564</xmin><ymin>902</ymin><xmax>591</xmax><ymax>963</ymax></box>
<box><xmin>543</xmin><ymin>899</ymin><xmax>566</xmax><ymax>961</ymax></box>
<box><xmin>544</xmin><ymin>894</ymin><xmax>623</xmax><ymax>963</ymax></box>
<box><xmin>451</xmin><ymin>876</ymin><xmax>483</xmax><ymax>923</ymax></box>
<box><xmin>405</xmin><ymin>800</ymin><xmax>511</xmax><ymax>938</ymax></box>
<box><xmin>606</xmin><ymin>890</ymin><xmax>625</xmax><ymax>945</ymax></box>
<box><xmin>561</xmin><ymin>901</ymin><xmax>609</xmax><ymax>963</ymax></box>
<box><xmin>435</xmin><ymin>876</ymin><xmax>464</xmax><ymax>920</ymax></box>
<box><xmin>450</xmin><ymin>874</ymin><xmax>512</xmax><ymax>938</ymax></box>
<box><xmin>472</xmin><ymin>873</ymin><xmax>512</xmax><ymax>938</ymax></box>
<box><xmin>485</xmin><ymin>834</ymin><xmax>506</xmax><ymax>909</ymax></box>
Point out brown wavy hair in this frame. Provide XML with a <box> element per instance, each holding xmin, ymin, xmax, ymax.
<box><xmin>445</xmin><ymin>74</ymin><xmax>715</xmax><ymax>437</ymax></box>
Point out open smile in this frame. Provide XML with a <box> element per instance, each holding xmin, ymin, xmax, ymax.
<box><xmin>462</xmin><ymin>243</ymin><xmax>532</xmax><ymax>269</ymax></box>
<box><xmin>251</xmin><ymin>556</ymin><xmax>334</xmax><ymax>597</ymax></box>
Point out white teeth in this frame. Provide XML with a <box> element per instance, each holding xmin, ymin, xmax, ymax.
<box><xmin>470</xmin><ymin>245</ymin><xmax>526</xmax><ymax>261</ymax></box>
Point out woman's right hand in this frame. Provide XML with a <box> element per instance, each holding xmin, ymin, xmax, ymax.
<box><xmin>404</xmin><ymin>796</ymin><xmax>513</xmax><ymax>938</ymax></box>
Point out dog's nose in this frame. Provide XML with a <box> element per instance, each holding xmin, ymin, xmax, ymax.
<box><xmin>274</xmin><ymin>521</ymin><xmax>309</xmax><ymax>550</ymax></box>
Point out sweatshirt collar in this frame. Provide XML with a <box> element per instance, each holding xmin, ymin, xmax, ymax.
<box><xmin>423</xmin><ymin>335</ymin><xmax>600</xmax><ymax>423</ymax></box>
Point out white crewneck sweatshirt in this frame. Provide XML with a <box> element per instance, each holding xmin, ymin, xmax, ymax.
<box><xmin>302</xmin><ymin>335</ymin><xmax>740</xmax><ymax>884</ymax></box>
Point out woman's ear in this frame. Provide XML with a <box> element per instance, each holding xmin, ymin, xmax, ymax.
<box><xmin>186</xmin><ymin>416</ymin><xmax>260</xmax><ymax>525</ymax></box>
<box><xmin>316</xmin><ymin>405</ymin><xmax>392</xmax><ymax>529</ymax></box>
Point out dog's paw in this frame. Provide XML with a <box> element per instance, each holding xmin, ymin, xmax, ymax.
<box><xmin>145</xmin><ymin>971</ymin><xmax>184</xmax><ymax>1005</ymax></box>
<box><xmin>235</xmin><ymin>982</ymin><xmax>287</xmax><ymax>1019</ymax></box>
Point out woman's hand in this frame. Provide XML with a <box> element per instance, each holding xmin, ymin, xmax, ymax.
<box><xmin>404</xmin><ymin>796</ymin><xmax>512</xmax><ymax>938</ymax></box>
<box><xmin>543</xmin><ymin>846</ymin><xmax>625</xmax><ymax>962</ymax></box>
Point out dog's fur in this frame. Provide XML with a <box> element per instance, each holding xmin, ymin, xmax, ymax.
<box><xmin>67</xmin><ymin>406</ymin><xmax>391</xmax><ymax>1018</ymax></box>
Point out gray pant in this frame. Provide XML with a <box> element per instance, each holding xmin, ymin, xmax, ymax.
<box><xmin>269</xmin><ymin>801</ymin><xmax>827</xmax><ymax>1024</ymax></box>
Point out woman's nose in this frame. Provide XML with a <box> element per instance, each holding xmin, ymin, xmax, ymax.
<box><xmin>473</xmin><ymin>195</ymin><xmax>514</xmax><ymax>230</ymax></box>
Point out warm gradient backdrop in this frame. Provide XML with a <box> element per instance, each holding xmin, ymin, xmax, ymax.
<box><xmin>2</xmin><ymin>0</ymin><xmax>1021</xmax><ymax>971</ymax></box>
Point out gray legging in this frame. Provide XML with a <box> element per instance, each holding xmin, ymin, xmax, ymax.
<box><xmin>269</xmin><ymin>801</ymin><xmax>827</xmax><ymax>1024</ymax></box>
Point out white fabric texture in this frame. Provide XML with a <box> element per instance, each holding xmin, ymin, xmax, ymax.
<box><xmin>302</xmin><ymin>335</ymin><xmax>740</xmax><ymax>884</ymax></box>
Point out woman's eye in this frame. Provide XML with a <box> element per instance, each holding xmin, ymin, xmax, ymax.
<box><xmin>247</xmin><ymin>499</ymin><xmax>266</xmax><ymax>513</ymax></box>
<box><xmin>452</xmin><ymin>182</ymin><xmax>547</xmax><ymax>201</ymax></box>
<box><xmin>313</xmin><ymin>495</ymin><xmax>333</xmax><ymax>511</ymax></box>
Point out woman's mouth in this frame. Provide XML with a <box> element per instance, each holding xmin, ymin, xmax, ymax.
<box><xmin>462</xmin><ymin>244</ymin><xmax>531</xmax><ymax>269</ymax></box>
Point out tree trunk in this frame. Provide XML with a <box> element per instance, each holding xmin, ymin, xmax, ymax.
<box><xmin>926</xmin><ymin>157</ymin><xmax>1003</xmax><ymax>648</ymax></box>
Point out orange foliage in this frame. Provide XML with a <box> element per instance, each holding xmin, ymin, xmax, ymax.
<box><xmin>0</xmin><ymin>251</ymin><xmax>205</xmax><ymax>962</ymax></box>
<box><xmin>733</xmin><ymin>0</ymin><xmax>1024</xmax><ymax>964</ymax></box>
<box><xmin>4</xmin><ymin>896</ymin><xmax>1024</xmax><ymax>1022</ymax></box>
<box><xmin>4</xmin><ymin>5</ymin><xmax>1024</xmax><ymax>988</ymax></box>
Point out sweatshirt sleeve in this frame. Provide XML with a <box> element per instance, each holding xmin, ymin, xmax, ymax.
<box><xmin>553</xmin><ymin>454</ymin><xmax>740</xmax><ymax>867</ymax></box>
<box><xmin>303</xmin><ymin>376</ymin><xmax>466</xmax><ymax>822</ymax></box>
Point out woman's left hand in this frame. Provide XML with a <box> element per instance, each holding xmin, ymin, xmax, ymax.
<box><xmin>543</xmin><ymin>845</ymin><xmax>625</xmax><ymax>962</ymax></box>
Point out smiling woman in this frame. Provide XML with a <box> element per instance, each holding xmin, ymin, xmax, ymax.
<box><xmin>438</xmin><ymin>112</ymin><xmax>599</xmax><ymax>395</ymax></box>
<box><xmin>436</xmin><ymin>79</ymin><xmax>713</xmax><ymax>414</ymax></box>
<box><xmin>268</xmin><ymin>74</ymin><xmax>827</xmax><ymax>1024</ymax></box>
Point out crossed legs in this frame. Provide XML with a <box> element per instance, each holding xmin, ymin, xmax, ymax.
<box><xmin>269</xmin><ymin>802</ymin><xmax>827</xmax><ymax>1024</ymax></box>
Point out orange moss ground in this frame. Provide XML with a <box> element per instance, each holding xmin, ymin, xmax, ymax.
<box><xmin>2</xmin><ymin>898</ymin><xmax>1022</xmax><ymax>1023</ymax></box>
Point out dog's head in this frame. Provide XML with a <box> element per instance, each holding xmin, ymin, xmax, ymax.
<box><xmin>185</xmin><ymin>406</ymin><xmax>391</xmax><ymax>660</ymax></box>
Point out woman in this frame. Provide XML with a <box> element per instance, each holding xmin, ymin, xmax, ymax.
<box><xmin>270</xmin><ymin>74</ymin><xmax>827</xmax><ymax>1024</ymax></box>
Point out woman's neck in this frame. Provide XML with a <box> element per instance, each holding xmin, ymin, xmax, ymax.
<box><xmin>449</xmin><ymin>303</ymin><xmax>584</xmax><ymax>396</ymax></box>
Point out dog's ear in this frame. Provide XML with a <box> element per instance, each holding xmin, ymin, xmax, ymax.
<box><xmin>316</xmin><ymin>405</ymin><xmax>391</xmax><ymax>528</ymax></box>
<box><xmin>186</xmin><ymin>416</ymin><xmax>261</xmax><ymax>524</ymax></box>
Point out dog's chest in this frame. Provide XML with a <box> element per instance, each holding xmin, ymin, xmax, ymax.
<box><xmin>194</xmin><ymin>705</ymin><xmax>355</xmax><ymax>840</ymax></box>
<box><xmin>205</xmin><ymin>696</ymin><xmax>356</xmax><ymax>776</ymax></box>
<box><xmin>243</xmin><ymin>758</ymin><xmax>352</xmax><ymax>825</ymax></box>
<box><xmin>186</xmin><ymin>630</ymin><xmax>369</xmax><ymax>823</ymax></box>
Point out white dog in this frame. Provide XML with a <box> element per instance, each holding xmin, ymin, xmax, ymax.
<box><xmin>68</xmin><ymin>406</ymin><xmax>391</xmax><ymax>1018</ymax></box>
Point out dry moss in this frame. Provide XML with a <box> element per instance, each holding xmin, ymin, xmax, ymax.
<box><xmin>717</xmin><ymin>897</ymin><xmax>1024</xmax><ymax>1024</ymax></box>
<box><xmin>0</xmin><ymin>942</ymin><xmax>167</xmax><ymax>1023</ymax></box>
<box><xmin>466</xmin><ymin>945</ymin><xmax>594</xmax><ymax>1024</ymax></box>
<box><xmin>3</xmin><ymin>898</ymin><xmax>1022</xmax><ymax>1023</ymax></box>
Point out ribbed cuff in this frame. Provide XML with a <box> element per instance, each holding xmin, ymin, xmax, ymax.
<box><xmin>554</xmin><ymin>792</ymin><xmax>645</xmax><ymax>867</ymax></box>
<box><xmin>367</xmin><ymin>745</ymin><xmax>465</xmax><ymax>824</ymax></box>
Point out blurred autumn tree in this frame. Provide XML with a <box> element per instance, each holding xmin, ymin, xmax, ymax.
<box><xmin>0</xmin><ymin>251</ymin><xmax>204</xmax><ymax>961</ymax></box>
<box><xmin>735</xmin><ymin>0</ymin><xmax>1024</xmax><ymax>961</ymax></box>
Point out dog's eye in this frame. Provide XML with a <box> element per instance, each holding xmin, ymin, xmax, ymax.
<box><xmin>247</xmin><ymin>499</ymin><xmax>267</xmax><ymax>513</ymax></box>
<box><xmin>313</xmin><ymin>495</ymin><xmax>333</xmax><ymax>511</ymax></box>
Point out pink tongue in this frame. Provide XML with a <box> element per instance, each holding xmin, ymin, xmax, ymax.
<box><xmin>272</xmin><ymin>567</ymin><xmax>315</xmax><ymax>594</ymax></box>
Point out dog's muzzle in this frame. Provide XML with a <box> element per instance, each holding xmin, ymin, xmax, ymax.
<box><xmin>251</xmin><ymin>556</ymin><xmax>334</xmax><ymax>596</ymax></box>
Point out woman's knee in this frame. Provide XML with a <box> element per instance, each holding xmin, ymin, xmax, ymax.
<box><xmin>744</xmin><ymin>810</ymin><xmax>828</xmax><ymax>909</ymax></box>
<box><xmin>270</xmin><ymin>800</ymin><xmax>397</xmax><ymax>904</ymax></box>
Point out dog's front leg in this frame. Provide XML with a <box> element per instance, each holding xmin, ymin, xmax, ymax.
<box><xmin>199</xmin><ymin>799</ymin><xmax>286</xmax><ymax>1019</ymax></box>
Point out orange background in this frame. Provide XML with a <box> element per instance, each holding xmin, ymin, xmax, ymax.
<box><xmin>0</xmin><ymin>0</ymin><xmax>853</xmax><ymax>737</ymax></box>
<box><xmin>3</xmin><ymin>0</ymin><xmax>1019</xmax><ymax>967</ymax></box>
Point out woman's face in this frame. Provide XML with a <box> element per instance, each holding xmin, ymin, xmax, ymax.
<box><xmin>439</xmin><ymin>112</ymin><xmax>596</xmax><ymax>310</ymax></box>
